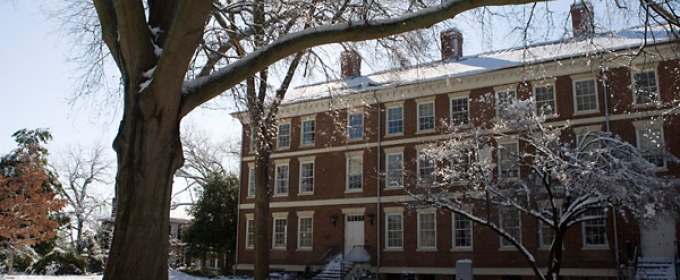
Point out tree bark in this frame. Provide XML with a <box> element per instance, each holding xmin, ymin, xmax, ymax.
<box><xmin>253</xmin><ymin>151</ymin><xmax>272</xmax><ymax>280</ymax></box>
<box><xmin>7</xmin><ymin>248</ymin><xmax>14</xmax><ymax>275</ymax></box>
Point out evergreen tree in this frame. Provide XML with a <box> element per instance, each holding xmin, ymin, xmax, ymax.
<box><xmin>182</xmin><ymin>173</ymin><xmax>238</xmax><ymax>271</ymax></box>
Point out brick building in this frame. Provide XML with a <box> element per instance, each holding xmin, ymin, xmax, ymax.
<box><xmin>233</xmin><ymin>3</ymin><xmax>680</xmax><ymax>279</ymax></box>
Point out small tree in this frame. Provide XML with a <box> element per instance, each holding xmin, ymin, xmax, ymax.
<box><xmin>182</xmin><ymin>173</ymin><xmax>238</xmax><ymax>272</ymax></box>
<box><xmin>0</xmin><ymin>129</ymin><xmax>66</xmax><ymax>275</ymax></box>
<box><xmin>411</xmin><ymin>98</ymin><xmax>678</xmax><ymax>280</ymax></box>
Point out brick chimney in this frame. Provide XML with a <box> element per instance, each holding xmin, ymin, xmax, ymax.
<box><xmin>341</xmin><ymin>51</ymin><xmax>361</xmax><ymax>78</ymax></box>
<box><xmin>441</xmin><ymin>28</ymin><xmax>463</xmax><ymax>61</ymax></box>
<box><xmin>570</xmin><ymin>1</ymin><xmax>594</xmax><ymax>37</ymax></box>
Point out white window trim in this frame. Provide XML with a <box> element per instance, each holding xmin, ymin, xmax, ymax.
<box><xmin>386</xmin><ymin>105</ymin><xmax>404</xmax><ymax>136</ymax></box>
<box><xmin>247</xmin><ymin>162</ymin><xmax>255</xmax><ymax>197</ymax></box>
<box><xmin>297</xmin><ymin>212</ymin><xmax>314</xmax><ymax>250</ymax></box>
<box><xmin>385</xmin><ymin>152</ymin><xmax>404</xmax><ymax>189</ymax></box>
<box><xmin>497</xmin><ymin>141</ymin><xmax>520</xmax><ymax>179</ymax></box>
<box><xmin>272</xmin><ymin>216</ymin><xmax>288</xmax><ymax>249</ymax></box>
<box><xmin>298</xmin><ymin>158</ymin><xmax>315</xmax><ymax>195</ymax></box>
<box><xmin>499</xmin><ymin>208</ymin><xmax>522</xmax><ymax>249</ymax></box>
<box><xmin>301</xmin><ymin>116</ymin><xmax>316</xmax><ymax>146</ymax></box>
<box><xmin>572</xmin><ymin>77</ymin><xmax>599</xmax><ymax>115</ymax></box>
<box><xmin>634</xmin><ymin>124</ymin><xmax>667</xmax><ymax>170</ymax></box>
<box><xmin>250</xmin><ymin>127</ymin><xmax>257</xmax><ymax>152</ymax></box>
<box><xmin>630</xmin><ymin>67</ymin><xmax>661</xmax><ymax>106</ymax></box>
<box><xmin>451</xmin><ymin>213</ymin><xmax>473</xmax><ymax>251</ymax></box>
<box><xmin>417</xmin><ymin>101</ymin><xmax>435</xmax><ymax>132</ymax></box>
<box><xmin>347</xmin><ymin>110</ymin><xmax>365</xmax><ymax>141</ymax></box>
<box><xmin>533</xmin><ymin>83</ymin><xmax>557</xmax><ymax>117</ymax></box>
<box><xmin>581</xmin><ymin>208</ymin><xmax>608</xmax><ymax>249</ymax></box>
<box><xmin>245</xmin><ymin>218</ymin><xmax>255</xmax><ymax>249</ymax></box>
<box><xmin>495</xmin><ymin>89</ymin><xmax>517</xmax><ymax>118</ymax></box>
<box><xmin>384</xmin><ymin>212</ymin><xmax>404</xmax><ymax>251</ymax></box>
<box><xmin>274</xmin><ymin>160</ymin><xmax>290</xmax><ymax>196</ymax></box>
<box><xmin>416</xmin><ymin>150</ymin><xmax>436</xmax><ymax>186</ymax></box>
<box><xmin>346</xmin><ymin>151</ymin><xmax>364</xmax><ymax>192</ymax></box>
<box><xmin>277</xmin><ymin>122</ymin><xmax>292</xmax><ymax>150</ymax></box>
<box><xmin>416</xmin><ymin>210</ymin><xmax>437</xmax><ymax>251</ymax></box>
<box><xmin>449</xmin><ymin>96</ymin><xmax>470</xmax><ymax>127</ymax></box>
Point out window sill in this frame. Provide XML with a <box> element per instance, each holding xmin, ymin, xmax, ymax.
<box><xmin>272</xmin><ymin>247</ymin><xmax>287</xmax><ymax>251</ymax></box>
<box><xmin>273</xmin><ymin>194</ymin><xmax>288</xmax><ymax>197</ymax></box>
<box><xmin>245</xmin><ymin>247</ymin><xmax>254</xmax><ymax>250</ymax></box>
<box><xmin>347</xmin><ymin>137</ymin><xmax>364</xmax><ymax>142</ymax></box>
<box><xmin>582</xmin><ymin>246</ymin><xmax>609</xmax><ymax>250</ymax></box>
<box><xmin>450</xmin><ymin>247</ymin><xmax>473</xmax><ymax>252</ymax></box>
<box><xmin>384</xmin><ymin>186</ymin><xmax>403</xmax><ymax>191</ymax></box>
<box><xmin>498</xmin><ymin>246</ymin><xmax>519</xmax><ymax>251</ymax></box>
<box><xmin>573</xmin><ymin>109</ymin><xmax>599</xmax><ymax>116</ymax></box>
<box><xmin>300</xmin><ymin>144</ymin><xmax>315</xmax><ymax>147</ymax></box>
<box><xmin>345</xmin><ymin>189</ymin><xmax>363</xmax><ymax>194</ymax></box>
<box><xmin>632</xmin><ymin>101</ymin><xmax>661</xmax><ymax>109</ymax></box>
<box><xmin>416</xmin><ymin>248</ymin><xmax>437</xmax><ymax>252</ymax></box>
<box><xmin>383</xmin><ymin>248</ymin><xmax>404</xmax><ymax>252</ymax></box>
<box><xmin>416</xmin><ymin>129</ymin><xmax>435</xmax><ymax>135</ymax></box>
<box><xmin>296</xmin><ymin>248</ymin><xmax>312</xmax><ymax>252</ymax></box>
<box><xmin>297</xmin><ymin>192</ymin><xmax>314</xmax><ymax>196</ymax></box>
<box><xmin>385</xmin><ymin>133</ymin><xmax>404</xmax><ymax>138</ymax></box>
<box><xmin>246</xmin><ymin>195</ymin><xmax>255</xmax><ymax>199</ymax></box>
<box><xmin>276</xmin><ymin>147</ymin><xmax>290</xmax><ymax>151</ymax></box>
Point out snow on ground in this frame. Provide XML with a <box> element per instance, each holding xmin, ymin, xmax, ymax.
<box><xmin>0</xmin><ymin>269</ymin><xmax>228</xmax><ymax>280</ymax></box>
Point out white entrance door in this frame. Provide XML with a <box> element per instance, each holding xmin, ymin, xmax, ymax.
<box><xmin>640</xmin><ymin>214</ymin><xmax>676</xmax><ymax>260</ymax></box>
<box><xmin>344</xmin><ymin>214</ymin><xmax>365</xmax><ymax>255</ymax></box>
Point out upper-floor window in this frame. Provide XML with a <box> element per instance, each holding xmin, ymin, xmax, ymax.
<box><xmin>250</xmin><ymin>127</ymin><xmax>257</xmax><ymax>152</ymax></box>
<box><xmin>385</xmin><ymin>213</ymin><xmax>403</xmax><ymax>249</ymax></box>
<box><xmin>348</xmin><ymin>112</ymin><xmax>364</xmax><ymax>140</ymax></box>
<box><xmin>497</xmin><ymin>90</ymin><xmax>517</xmax><ymax>118</ymax></box>
<box><xmin>452</xmin><ymin>213</ymin><xmax>473</xmax><ymax>249</ymax></box>
<box><xmin>498</xmin><ymin>142</ymin><xmax>519</xmax><ymax>179</ymax></box>
<box><xmin>418</xmin><ymin>102</ymin><xmax>435</xmax><ymax>131</ymax></box>
<box><xmin>573</xmin><ymin>79</ymin><xmax>598</xmax><ymax>113</ymax></box>
<box><xmin>450</xmin><ymin>97</ymin><xmax>469</xmax><ymax>126</ymax></box>
<box><xmin>417</xmin><ymin>151</ymin><xmax>436</xmax><ymax>186</ymax></box>
<box><xmin>347</xmin><ymin>156</ymin><xmax>363</xmax><ymax>191</ymax></box>
<box><xmin>386</xmin><ymin>153</ymin><xmax>404</xmax><ymax>188</ymax></box>
<box><xmin>277</xmin><ymin>123</ymin><xmax>291</xmax><ymax>149</ymax></box>
<box><xmin>499</xmin><ymin>208</ymin><xmax>521</xmax><ymax>248</ymax></box>
<box><xmin>301</xmin><ymin>119</ymin><xmax>315</xmax><ymax>146</ymax></box>
<box><xmin>248</xmin><ymin>168</ymin><xmax>256</xmax><ymax>197</ymax></box>
<box><xmin>299</xmin><ymin>161</ymin><xmax>315</xmax><ymax>193</ymax></box>
<box><xmin>450</xmin><ymin>152</ymin><xmax>470</xmax><ymax>184</ymax></box>
<box><xmin>298</xmin><ymin>216</ymin><xmax>313</xmax><ymax>249</ymax></box>
<box><xmin>534</xmin><ymin>84</ymin><xmax>556</xmax><ymax>117</ymax></box>
<box><xmin>245</xmin><ymin>219</ymin><xmax>255</xmax><ymax>248</ymax></box>
<box><xmin>418</xmin><ymin>212</ymin><xmax>437</xmax><ymax>249</ymax></box>
<box><xmin>632</xmin><ymin>70</ymin><xmax>659</xmax><ymax>105</ymax></box>
<box><xmin>582</xmin><ymin>208</ymin><xmax>607</xmax><ymax>247</ymax></box>
<box><xmin>637</xmin><ymin>127</ymin><xmax>665</xmax><ymax>168</ymax></box>
<box><xmin>387</xmin><ymin>107</ymin><xmax>404</xmax><ymax>135</ymax></box>
<box><xmin>274</xmin><ymin>164</ymin><xmax>289</xmax><ymax>195</ymax></box>
<box><xmin>273</xmin><ymin>218</ymin><xmax>287</xmax><ymax>248</ymax></box>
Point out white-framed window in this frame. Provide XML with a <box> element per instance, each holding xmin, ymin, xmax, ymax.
<box><xmin>301</xmin><ymin>119</ymin><xmax>315</xmax><ymax>146</ymax></box>
<box><xmin>347</xmin><ymin>156</ymin><xmax>363</xmax><ymax>191</ymax></box>
<box><xmin>348</xmin><ymin>112</ymin><xmax>364</xmax><ymax>140</ymax></box>
<box><xmin>277</xmin><ymin>123</ymin><xmax>291</xmax><ymax>149</ymax></box>
<box><xmin>499</xmin><ymin>208</ymin><xmax>521</xmax><ymax>248</ymax></box>
<box><xmin>387</xmin><ymin>106</ymin><xmax>403</xmax><ymax>135</ymax></box>
<box><xmin>632</xmin><ymin>70</ymin><xmax>659</xmax><ymax>105</ymax></box>
<box><xmin>534</xmin><ymin>84</ymin><xmax>556</xmax><ymax>117</ymax></box>
<box><xmin>450</xmin><ymin>152</ymin><xmax>470</xmax><ymax>184</ymax></box>
<box><xmin>299</xmin><ymin>161</ymin><xmax>315</xmax><ymax>193</ymax></box>
<box><xmin>274</xmin><ymin>164</ymin><xmax>289</xmax><ymax>195</ymax></box>
<box><xmin>245</xmin><ymin>218</ymin><xmax>255</xmax><ymax>249</ymax></box>
<box><xmin>248</xmin><ymin>167</ymin><xmax>256</xmax><ymax>197</ymax></box>
<box><xmin>573</xmin><ymin>78</ymin><xmax>598</xmax><ymax>112</ymax></box>
<box><xmin>418</xmin><ymin>102</ymin><xmax>435</xmax><ymax>131</ymax></box>
<box><xmin>539</xmin><ymin>220</ymin><xmax>556</xmax><ymax>249</ymax></box>
<box><xmin>637</xmin><ymin>127</ymin><xmax>665</xmax><ymax>168</ymax></box>
<box><xmin>417</xmin><ymin>151</ymin><xmax>436</xmax><ymax>186</ymax></box>
<box><xmin>250</xmin><ymin>127</ymin><xmax>257</xmax><ymax>152</ymax></box>
<box><xmin>273</xmin><ymin>218</ymin><xmax>287</xmax><ymax>248</ymax></box>
<box><xmin>498</xmin><ymin>142</ymin><xmax>519</xmax><ymax>178</ymax></box>
<box><xmin>582</xmin><ymin>208</ymin><xmax>607</xmax><ymax>247</ymax></box>
<box><xmin>418</xmin><ymin>212</ymin><xmax>437</xmax><ymax>249</ymax></box>
<box><xmin>496</xmin><ymin>90</ymin><xmax>517</xmax><ymax>117</ymax></box>
<box><xmin>452</xmin><ymin>213</ymin><xmax>473</xmax><ymax>249</ymax></box>
<box><xmin>386</xmin><ymin>153</ymin><xmax>404</xmax><ymax>188</ymax></box>
<box><xmin>298</xmin><ymin>217</ymin><xmax>313</xmax><ymax>249</ymax></box>
<box><xmin>385</xmin><ymin>213</ymin><xmax>403</xmax><ymax>249</ymax></box>
<box><xmin>450</xmin><ymin>97</ymin><xmax>469</xmax><ymax>126</ymax></box>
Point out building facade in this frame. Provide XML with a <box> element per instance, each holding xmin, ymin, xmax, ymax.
<box><xmin>234</xmin><ymin>4</ymin><xmax>680</xmax><ymax>279</ymax></box>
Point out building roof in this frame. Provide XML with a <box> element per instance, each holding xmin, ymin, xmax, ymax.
<box><xmin>281</xmin><ymin>26</ymin><xmax>674</xmax><ymax>106</ymax></box>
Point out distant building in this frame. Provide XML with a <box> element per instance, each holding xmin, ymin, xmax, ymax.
<box><xmin>233</xmin><ymin>3</ymin><xmax>680</xmax><ymax>280</ymax></box>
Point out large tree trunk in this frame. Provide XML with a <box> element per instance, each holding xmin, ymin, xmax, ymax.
<box><xmin>253</xmin><ymin>152</ymin><xmax>271</xmax><ymax>280</ymax></box>
<box><xmin>103</xmin><ymin>87</ymin><xmax>184</xmax><ymax>280</ymax></box>
<box><xmin>7</xmin><ymin>247</ymin><xmax>14</xmax><ymax>275</ymax></box>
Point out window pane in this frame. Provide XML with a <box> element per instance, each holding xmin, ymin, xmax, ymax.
<box><xmin>499</xmin><ymin>143</ymin><xmax>519</xmax><ymax>178</ymax></box>
<box><xmin>500</xmin><ymin>208</ymin><xmax>520</xmax><ymax>247</ymax></box>
<box><xmin>275</xmin><ymin>165</ymin><xmax>289</xmax><ymax>194</ymax></box>
<box><xmin>637</xmin><ymin>128</ymin><xmax>665</xmax><ymax>167</ymax></box>
<box><xmin>273</xmin><ymin>219</ymin><xmax>287</xmax><ymax>248</ymax></box>
<box><xmin>451</xmin><ymin>98</ymin><xmax>469</xmax><ymax>126</ymax></box>
<box><xmin>418</xmin><ymin>102</ymin><xmax>435</xmax><ymax>131</ymax></box>
<box><xmin>302</xmin><ymin>120</ymin><xmax>315</xmax><ymax>145</ymax></box>
<box><xmin>347</xmin><ymin>157</ymin><xmax>363</xmax><ymax>190</ymax></box>
<box><xmin>574</xmin><ymin>80</ymin><xmax>597</xmax><ymax>111</ymax></box>
<box><xmin>246</xmin><ymin>219</ymin><xmax>255</xmax><ymax>248</ymax></box>
<box><xmin>298</xmin><ymin>217</ymin><xmax>313</xmax><ymax>248</ymax></box>
<box><xmin>418</xmin><ymin>213</ymin><xmax>436</xmax><ymax>248</ymax></box>
<box><xmin>387</xmin><ymin>153</ymin><xmax>403</xmax><ymax>187</ymax></box>
<box><xmin>386</xmin><ymin>214</ymin><xmax>403</xmax><ymax>248</ymax></box>
<box><xmin>300</xmin><ymin>162</ymin><xmax>314</xmax><ymax>193</ymax></box>
<box><xmin>535</xmin><ymin>85</ymin><xmax>556</xmax><ymax>116</ymax></box>
<box><xmin>453</xmin><ymin>213</ymin><xmax>472</xmax><ymax>248</ymax></box>
<box><xmin>348</xmin><ymin>113</ymin><xmax>364</xmax><ymax>139</ymax></box>
<box><xmin>497</xmin><ymin>91</ymin><xmax>517</xmax><ymax>117</ymax></box>
<box><xmin>583</xmin><ymin>208</ymin><xmax>607</xmax><ymax>246</ymax></box>
<box><xmin>278</xmin><ymin>124</ymin><xmax>291</xmax><ymax>148</ymax></box>
<box><xmin>248</xmin><ymin>168</ymin><xmax>256</xmax><ymax>196</ymax></box>
<box><xmin>387</xmin><ymin>107</ymin><xmax>403</xmax><ymax>134</ymax></box>
<box><xmin>633</xmin><ymin>71</ymin><xmax>658</xmax><ymax>104</ymax></box>
<box><xmin>418</xmin><ymin>152</ymin><xmax>436</xmax><ymax>185</ymax></box>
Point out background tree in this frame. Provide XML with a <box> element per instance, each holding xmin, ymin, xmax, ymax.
<box><xmin>182</xmin><ymin>173</ymin><xmax>238</xmax><ymax>273</ymax></box>
<box><xmin>410</xmin><ymin>98</ymin><xmax>678</xmax><ymax>280</ymax></box>
<box><xmin>53</xmin><ymin>144</ymin><xmax>112</xmax><ymax>254</ymax></box>
<box><xmin>54</xmin><ymin>0</ymin><xmax>680</xmax><ymax>279</ymax></box>
<box><xmin>0</xmin><ymin>129</ymin><xmax>66</xmax><ymax>275</ymax></box>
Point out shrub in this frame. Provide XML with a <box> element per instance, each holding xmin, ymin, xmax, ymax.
<box><xmin>31</xmin><ymin>249</ymin><xmax>87</xmax><ymax>275</ymax></box>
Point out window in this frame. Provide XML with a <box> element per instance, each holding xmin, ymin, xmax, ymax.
<box><xmin>300</xmin><ymin>162</ymin><xmax>315</xmax><ymax>193</ymax></box>
<box><xmin>582</xmin><ymin>208</ymin><xmax>607</xmax><ymax>247</ymax></box>
<box><xmin>387</xmin><ymin>107</ymin><xmax>403</xmax><ymax>135</ymax></box>
<box><xmin>498</xmin><ymin>142</ymin><xmax>519</xmax><ymax>178</ymax></box>
<box><xmin>245</xmin><ymin>219</ymin><xmax>255</xmax><ymax>248</ymax></box>
<box><xmin>417</xmin><ymin>152</ymin><xmax>436</xmax><ymax>186</ymax></box>
<box><xmin>450</xmin><ymin>152</ymin><xmax>470</xmax><ymax>184</ymax></box>
<box><xmin>452</xmin><ymin>213</ymin><xmax>473</xmax><ymax>249</ymax></box>
<box><xmin>386</xmin><ymin>213</ymin><xmax>403</xmax><ymax>249</ymax></box>
<box><xmin>418</xmin><ymin>212</ymin><xmax>437</xmax><ymax>248</ymax></box>
<box><xmin>534</xmin><ymin>84</ymin><xmax>556</xmax><ymax>116</ymax></box>
<box><xmin>298</xmin><ymin>217</ymin><xmax>313</xmax><ymax>249</ymax></box>
<box><xmin>500</xmin><ymin>208</ymin><xmax>521</xmax><ymax>248</ymax></box>
<box><xmin>273</xmin><ymin>218</ymin><xmax>287</xmax><ymax>248</ymax></box>
<box><xmin>632</xmin><ymin>70</ymin><xmax>659</xmax><ymax>104</ymax></box>
<box><xmin>277</xmin><ymin>123</ymin><xmax>291</xmax><ymax>149</ymax></box>
<box><xmin>418</xmin><ymin>102</ymin><xmax>435</xmax><ymax>131</ymax></box>
<box><xmin>386</xmin><ymin>153</ymin><xmax>403</xmax><ymax>188</ymax></box>
<box><xmin>637</xmin><ymin>127</ymin><xmax>665</xmax><ymax>168</ymax></box>
<box><xmin>348</xmin><ymin>112</ymin><xmax>364</xmax><ymax>140</ymax></box>
<box><xmin>497</xmin><ymin>90</ymin><xmax>517</xmax><ymax>117</ymax></box>
<box><xmin>573</xmin><ymin>79</ymin><xmax>598</xmax><ymax>112</ymax></box>
<box><xmin>248</xmin><ymin>168</ymin><xmax>256</xmax><ymax>197</ymax></box>
<box><xmin>347</xmin><ymin>157</ymin><xmax>363</xmax><ymax>191</ymax></box>
<box><xmin>450</xmin><ymin>97</ymin><xmax>469</xmax><ymax>126</ymax></box>
<box><xmin>250</xmin><ymin>127</ymin><xmax>257</xmax><ymax>152</ymax></box>
<box><xmin>275</xmin><ymin>164</ymin><xmax>289</xmax><ymax>195</ymax></box>
<box><xmin>301</xmin><ymin>119</ymin><xmax>315</xmax><ymax>145</ymax></box>
<box><xmin>539</xmin><ymin>219</ymin><xmax>556</xmax><ymax>248</ymax></box>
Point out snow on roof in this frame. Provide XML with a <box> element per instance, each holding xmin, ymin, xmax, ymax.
<box><xmin>283</xmin><ymin>26</ymin><xmax>674</xmax><ymax>105</ymax></box>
